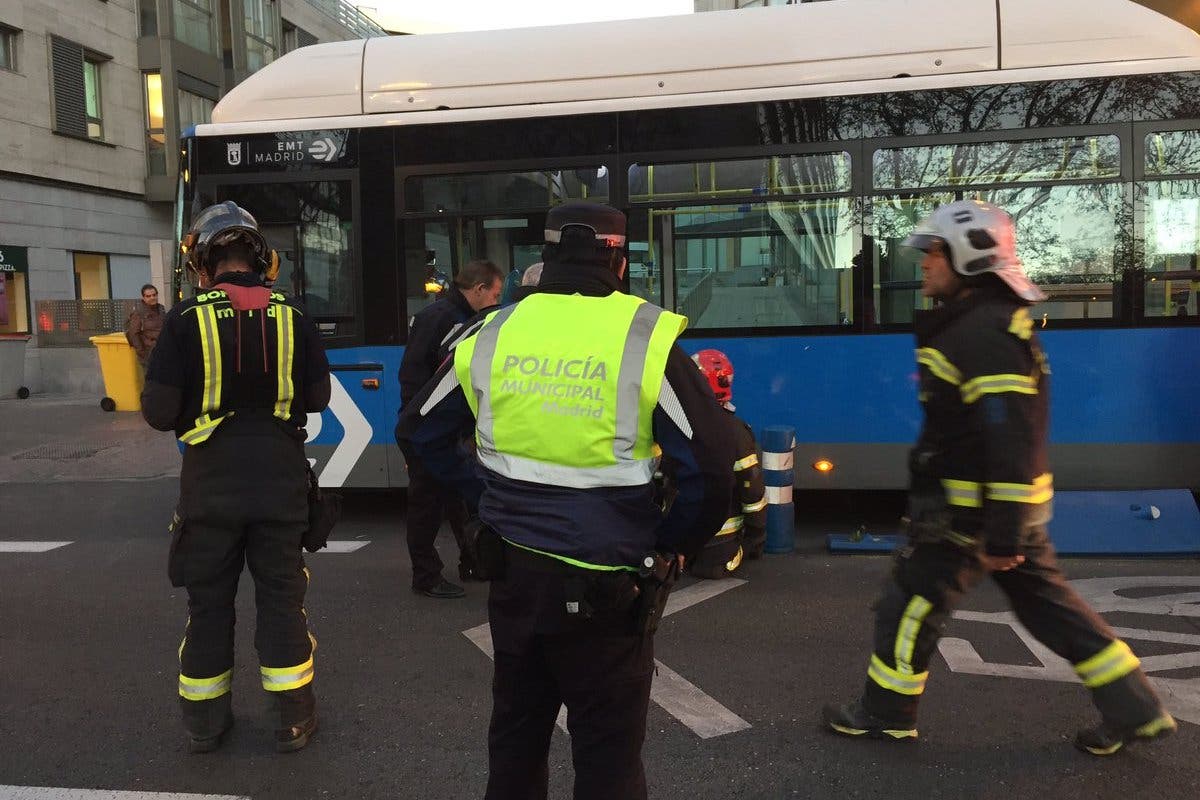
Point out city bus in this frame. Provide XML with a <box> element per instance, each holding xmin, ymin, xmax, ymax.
<box><xmin>180</xmin><ymin>0</ymin><xmax>1200</xmax><ymax>491</ymax></box>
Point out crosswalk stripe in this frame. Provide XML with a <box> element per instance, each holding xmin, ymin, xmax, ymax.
<box><xmin>311</xmin><ymin>541</ymin><xmax>370</xmax><ymax>553</ymax></box>
<box><xmin>0</xmin><ymin>787</ymin><xmax>248</xmax><ymax>800</ymax></box>
<box><xmin>0</xmin><ymin>542</ymin><xmax>72</xmax><ymax>553</ymax></box>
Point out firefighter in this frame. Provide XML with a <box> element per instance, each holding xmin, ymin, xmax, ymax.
<box><xmin>398</xmin><ymin>202</ymin><xmax>736</xmax><ymax>799</ymax></box>
<box><xmin>822</xmin><ymin>200</ymin><xmax>1176</xmax><ymax>755</ymax></box>
<box><xmin>685</xmin><ymin>349</ymin><xmax>767</xmax><ymax>578</ymax></box>
<box><xmin>142</xmin><ymin>201</ymin><xmax>331</xmax><ymax>753</ymax></box>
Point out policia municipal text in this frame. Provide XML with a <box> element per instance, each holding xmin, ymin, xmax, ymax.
<box><xmin>142</xmin><ymin>202</ymin><xmax>332</xmax><ymax>753</ymax></box>
<box><xmin>399</xmin><ymin>203</ymin><xmax>736</xmax><ymax>799</ymax></box>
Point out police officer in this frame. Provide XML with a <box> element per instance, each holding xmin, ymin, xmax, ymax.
<box><xmin>142</xmin><ymin>201</ymin><xmax>331</xmax><ymax>753</ymax></box>
<box><xmin>398</xmin><ymin>258</ymin><xmax>504</xmax><ymax>597</ymax></box>
<box><xmin>686</xmin><ymin>349</ymin><xmax>767</xmax><ymax>578</ymax></box>
<box><xmin>399</xmin><ymin>202</ymin><xmax>736</xmax><ymax>799</ymax></box>
<box><xmin>823</xmin><ymin>200</ymin><xmax>1176</xmax><ymax>755</ymax></box>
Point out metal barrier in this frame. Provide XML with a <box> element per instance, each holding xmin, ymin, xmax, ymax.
<box><xmin>35</xmin><ymin>300</ymin><xmax>142</xmax><ymax>347</ymax></box>
<box><xmin>304</xmin><ymin>0</ymin><xmax>388</xmax><ymax>38</ymax></box>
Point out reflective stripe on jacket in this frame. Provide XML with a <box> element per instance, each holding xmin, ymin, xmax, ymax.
<box><xmin>178</xmin><ymin>289</ymin><xmax>300</xmax><ymax>446</ymax></box>
<box><xmin>453</xmin><ymin>292</ymin><xmax>685</xmax><ymax>490</ymax></box>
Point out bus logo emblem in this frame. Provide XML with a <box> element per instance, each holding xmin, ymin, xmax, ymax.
<box><xmin>226</xmin><ymin>143</ymin><xmax>243</xmax><ymax>166</ymax></box>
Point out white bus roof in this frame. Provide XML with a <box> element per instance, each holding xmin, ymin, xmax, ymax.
<box><xmin>204</xmin><ymin>0</ymin><xmax>1200</xmax><ymax>134</ymax></box>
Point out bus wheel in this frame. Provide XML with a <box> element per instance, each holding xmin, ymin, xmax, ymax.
<box><xmin>100</xmin><ymin>397</ymin><xmax>116</xmax><ymax>412</ymax></box>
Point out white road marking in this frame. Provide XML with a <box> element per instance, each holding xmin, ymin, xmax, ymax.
<box><xmin>311</xmin><ymin>540</ymin><xmax>370</xmax><ymax>553</ymax></box>
<box><xmin>939</xmin><ymin>577</ymin><xmax>1200</xmax><ymax>725</ymax></box>
<box><xmin>0</xmin><ymin>788</ymin><xmax>248</xmax><ymax>800</ymax></box>
<box><xmin>0</xmin><ymin>542</ymin><xmax>71</xmax><ymax>553</ymax></box>
<box><xmin>462</xmin><ymin>578</ymin><xmax>750</xmax><ymax>738</ymax></box>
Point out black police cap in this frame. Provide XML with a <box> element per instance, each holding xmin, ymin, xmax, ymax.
<box><xmin>544</xmin><ymin>202</ymin><xmax>626</xmax><ymax>248</ymax></box>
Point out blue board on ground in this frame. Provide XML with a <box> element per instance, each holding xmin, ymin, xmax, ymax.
<box><xmin>827</xmin><ymin>490</ymin><xmax>1200</xmax><ymax>556</ymax></box>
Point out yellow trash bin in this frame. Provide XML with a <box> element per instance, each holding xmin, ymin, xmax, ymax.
<box><xmin>89</xmin><ymin>332</ymin><xmax>144</xmax><ymax>412</ymax></box>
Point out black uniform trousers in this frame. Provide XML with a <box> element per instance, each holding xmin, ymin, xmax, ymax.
<box><xmin>404</xmin><ymin>451</ymin><xmax>472</xmax><ymax>589</ymax></box>
<box><xmin>485</xmin><ymin>563</ymin><xmax>654</xmax><ymax>800</ymax></box>
<box><xmin>863</xmin><ymin>524</ymin><xmax>1161</xmax><ymax>728</ymax></box>
<box><xmin>175</xmin><ymin>421</ymin><xmax>315</xmax><ymax>735</ymax></box>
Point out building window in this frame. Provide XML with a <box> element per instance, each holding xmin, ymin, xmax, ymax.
<box><xmin>177</xmin><ymin>88</ymin><xmax>214</xmax><ymax>131</ymax></box>
<box><xmin>0</xmin><ymin>245</ymin><xmax>31</xmax><ymax>334</ymax></box>
<box><xmin>84</xmin><ymin>56</ymin><xmax>103</xmax><ymax>139</ymax></box>
<box><xmin>145</xmin><ymin>72</ymin><xmax>166</xmax><ymax>175</ymax></box>
<box><xmin>138</xmin><ymin>0</ymin><xmax>158</xmax><ymax>37</ymax></box>
<box><xmin>50</xmin><ymin>36</ymin><xmax>109</xmax><ymax>141</ymax></box>
<box><xmin>1</xmin><ymin>24</ymin><xmax>19</xmax><ymax>72</ymax></box>
<box><xmin>173</xmin><ymin>0</ymin><xmax>217</xmax><ymax>55</ymax></box>
<box><xmin>73</xmin><ymin>253</ymin><xmax>111</xmax><ymax>300</ymax></box>
<box><xmin>245</xmin><ymin>0</ymin><xmax>277</xmax><ymax>73</ymax></box>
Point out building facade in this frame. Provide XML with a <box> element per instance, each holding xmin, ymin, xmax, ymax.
<box><xmin>0</xmin><ymin>0</ymin><xmax>383</xmax><ymax>394</ymax></box>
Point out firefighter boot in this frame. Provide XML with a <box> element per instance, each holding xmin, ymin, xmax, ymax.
<box><xmin>822</xmin><ymin>700</ymin><xmax>918</xmax><ymax>741</ymax></box>
<box><xmin>274</xmin><ymin>685</ymin><xmax>317</xmax><ymax>753</ymax></box>
<box><xmin>1075</xmin><ymin>714</ymin><xmax>1177</xmax><ymax>756</ymax></box>
<box><xmin>1076</xmin><ymin>669</ymin><xmax>1177</xmax><ymax>756</ymax></box>
<box><xmin>181</xmin><ymin>694</ymin><xmax>234</xmax><ymax>754</ymax></box>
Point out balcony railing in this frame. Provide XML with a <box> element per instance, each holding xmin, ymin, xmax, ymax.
<box><xmin>305</xmin><ymin>0</ymin><xmax>388</xmax><ymax>38</ymax></box>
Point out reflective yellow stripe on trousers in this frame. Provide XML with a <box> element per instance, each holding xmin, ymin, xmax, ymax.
<box><xmin>1074</xmin><ymin>640</ymin><xmax>1140</xmax><ymax>688</ymax></box>
<box><xmin>260</xmin><ymin>633</ymin><xmax>317</xmax><ymax>692</ymax></box>
<box><xmin>179</xmin><ymin>669</ymin><xmax>232</xmax><ymax>700</ymax></box>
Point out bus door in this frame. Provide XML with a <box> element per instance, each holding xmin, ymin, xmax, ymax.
<box><xmin>205</xmin><ymin>177</ymin><xmax>390</xmax><ymax>488</ymax></box>
<box><xmin>402</xmin><ymin>213</ymin><xmax>548</xmax><ymax>317</ymax></box>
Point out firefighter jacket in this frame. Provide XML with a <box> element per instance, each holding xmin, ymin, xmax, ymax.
<box><xmin>726</xmin><ymin>408</ymin><xmax>767</xmax><ymax>544</ymax></box>
<box><xmin>397</xmin><ymin>259</ymin><xmax>736</xmax><ymax>568</ymax></box>
<box><xmin>912</xmin><ymin>285</ymin><xmax>1051</xmax><ymax>557</ymax></box>
<box><xmin>141</xmin><ymin>271</ymin><xmax>331</xmax><ymax>446</ymax></box>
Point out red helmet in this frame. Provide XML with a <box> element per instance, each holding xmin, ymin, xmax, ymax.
<box><xmin>692</xmin><ymin>349</ymin><xmax>734</xmax><ymax>403</ymax></box>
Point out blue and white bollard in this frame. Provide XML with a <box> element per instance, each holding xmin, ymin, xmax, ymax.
<box><xmin>760</xmin><ymin>425</ymin><xmax>796</xmax><ymax>555</ymax></box>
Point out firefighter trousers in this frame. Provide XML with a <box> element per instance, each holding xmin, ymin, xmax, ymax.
<box><xmin>862</xmin><ymin>525</ymin><xmax>1163</xmax><ymax>728</ymax></box>
<box><xmin>175</xmin><ymin>514</ymin><xmax>316</xmax><ymax>736</ymax></box>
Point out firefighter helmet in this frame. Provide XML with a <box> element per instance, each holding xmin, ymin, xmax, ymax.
<box><xmin>181</xmin><ymin>201</ymin><xmax>278</xmax><ymax>283</ymax></box>
<box><xmin>903</xmin><ymin>199</ymin><xmax>1046</xmax><ymax>302</ymax></box>
<box><xmin>692</xmin><ymin>349</ymin><xmax>734</xmax><ymax>403</ymax></box>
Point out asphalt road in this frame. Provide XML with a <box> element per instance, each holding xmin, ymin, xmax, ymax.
<box><xmin>1</xmin><ymin>478</ymin><xmax>1197</xmax><ymax>800</ymax></box>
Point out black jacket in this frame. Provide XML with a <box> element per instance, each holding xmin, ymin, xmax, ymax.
<box><xmin>399</xmin><ymin>285</ymin><xmax>476</xmax><ymax>407</ymax></box>
<box><xmin>728</xmin><ymin>408</ymin><xmax>767</xmax><ymax>541</ymax></box>
<box><xmin>912</xmin><ymin>285</ymin><xmax>1052</xmax><ymax>557</ymax></box>
<box><xmin>396</xmin><ymin>258</ymin><xmax>736</xmax><ymax>565</ymax></box>
<box><xmin>141</xmin><ymin>271</ymin><xmax>331</xmax><ymax>439</ymax></box>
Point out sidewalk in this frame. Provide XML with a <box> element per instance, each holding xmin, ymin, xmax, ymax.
<box><xmin>0</xmin><ymin>394</ymin><xmax>181</xmax><ymax>484</ymax></box>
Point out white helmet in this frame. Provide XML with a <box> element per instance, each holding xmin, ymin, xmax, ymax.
<box><xmin>903</xmin><ymin>200</ymin><xmax>1046</xmax><ymax>303</ymax></box>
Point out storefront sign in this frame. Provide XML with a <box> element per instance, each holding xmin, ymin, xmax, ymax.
<box><xmin>0</xmin><ymin>245</ymin><xmax>29</xmax><ymax>329</ymax></box>
<box><xmin>0</xmin><ymin>245</ymin><xmax>28</xmax><ymax>273</ymax></box>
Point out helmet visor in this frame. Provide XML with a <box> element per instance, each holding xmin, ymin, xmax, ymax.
<box><xmin>902</xmin><ymin>232</ymin><xmax>944</xmax><ymax>253</ymax></box>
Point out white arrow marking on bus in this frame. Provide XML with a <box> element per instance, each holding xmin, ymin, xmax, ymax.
<box><xmin>317</xmin><ymin>375</ymin><xmax>371</xmax><ymax>488</ymax></box>
<box><xmin>463</xmin><ymin>578</ymin><xmax>750</xmax><ymax>738</ymax></box>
